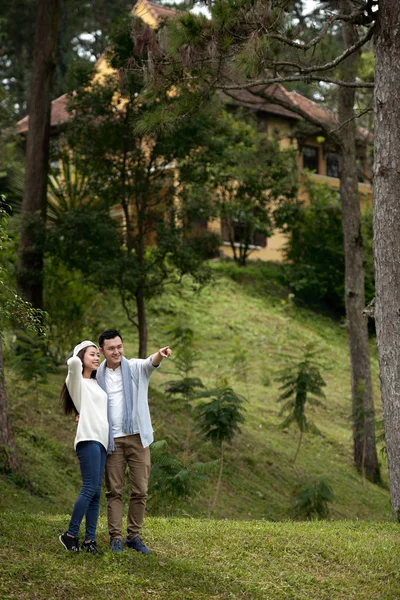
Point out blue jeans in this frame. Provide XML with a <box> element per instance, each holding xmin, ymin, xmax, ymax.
<box><xmin>68</xmin><ymin>441</ymin><xmax>106</xmax><ymax>541</ymax></box>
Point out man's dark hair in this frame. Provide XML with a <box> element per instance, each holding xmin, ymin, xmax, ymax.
<box><xmin>98</xmin><ymin>329</ymin><xmax>123</xmax><ymax>348</ymax></box>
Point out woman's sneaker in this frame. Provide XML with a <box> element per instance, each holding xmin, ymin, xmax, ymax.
<box><xmin>59</xmin><ymin>532</ymin><xmax>80</xmax><ymax>552</ymax></box>
<box><xmin>81</xmin><ymin>540</ymin><xmax>102</xmax><ymax>555</ymax></box>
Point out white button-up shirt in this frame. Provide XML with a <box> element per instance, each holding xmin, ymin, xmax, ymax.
<box><xmin>105</xmin><ymin>365</ymin><xmax>139</xmax><ymax>438</ymax></box>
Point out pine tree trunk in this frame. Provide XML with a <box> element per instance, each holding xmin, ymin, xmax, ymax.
<box><xmin>136</xmin><ymin>288</ymin><xmax>147</xmax><ymax>358</ymax></box>
<box><xmin>16</xmin><ymin>0</ymin><xmax>60</xmax><ymax>308</ymax></box>
<box><xmin>0</xmin><ymin>338</ymin><xmax>19</xmax><ymax>472</ymax></box>
<box><xmin>373</xmin><ymin>0</ymin><xmax>400</xmax><ymax>516</ymax></box>
<box><xmin>338</xmin><ymin>2</ymin><xmax>380</xmax><ymax>484</ymax></box>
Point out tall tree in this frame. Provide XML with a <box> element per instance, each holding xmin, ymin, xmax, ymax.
<box><xmin>133</xmin><ymin>0</ymin><xmax>380</xmax><ymax>482</ymax></box>
<box><xmin>337</xmin><ymin>0</ymin><xmax>380</xmax><ymax>482</ymax></box>
<box><xmin>0</xmin><ymin>0</ymin><xmax>130</xmax><ymax>118</ymax></box>
<box><xmin>373</xmin><ymin>0</ymin><xmax>400</xmax><ymax>517</ymax></box>
<box><xmin>17</xmin><ymin>0</ymin><xmax>60</xmax><ymax>309</ymax></box>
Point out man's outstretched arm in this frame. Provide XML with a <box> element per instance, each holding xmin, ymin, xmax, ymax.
<box><xmin>151</xmin><ymin>346</ymin><xmax>172</xmax><ymax>367</ymax></box>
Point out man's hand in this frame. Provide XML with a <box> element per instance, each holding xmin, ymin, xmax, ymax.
<box><xmin>159</xmin><ymin>346</ymin><xmax>172</xmax><ymax>359</ymax></box>
<box><xmin>152</xmin><ymin>346</ymin><xmax>172</xmax><ymax>366</ymax></box>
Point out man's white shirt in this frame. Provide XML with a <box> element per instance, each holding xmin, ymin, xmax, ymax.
<box><xmin>105</xmin><ymin>365</ymin><xmax>139</xmax><ymax>437</ymax></box>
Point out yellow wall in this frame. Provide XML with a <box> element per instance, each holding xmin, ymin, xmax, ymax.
<box><xmin>132</xmin><ymin>0</ymin><xmax>159</xmax><ymax>28</ymax></box>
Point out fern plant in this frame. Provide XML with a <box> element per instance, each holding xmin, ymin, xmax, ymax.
<box><xmin>8</xmin><ymin>330</ymin><xmax>55</xmax><ymax>385</ymax></box>
<box><xmin>277</xmin><ymin>344</ymin><xmax>326</xmax><ymax>464</ymax></box>
<box><xmin>291</xmin><ymin>477</ymin><xmax>335</xmax><ymax>520</ymax></box>
<box><xmin>196</xmin><ymin>383</ymin><xmax>246</xmax><ymax>516</ymax></box>
<box><xmin>148</xmin><ymin>439</ymin><xmax>217</xmax><ymax>514</ymax></box>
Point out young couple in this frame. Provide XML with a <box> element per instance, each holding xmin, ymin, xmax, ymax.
<box><xmin>59</xmin><ymin>329</ymin><xmax>171</xmax><ymax>555</ymax></box>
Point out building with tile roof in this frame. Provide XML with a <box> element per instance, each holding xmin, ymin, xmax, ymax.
<box><xmin>16</xmin><ymin>0</ymin><xmax>373</xmax><ymax>262</ymax></box>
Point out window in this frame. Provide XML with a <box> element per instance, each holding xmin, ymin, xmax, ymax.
<box><xmin>326</xmin><ymin>152</ymin><xmax>339</xmax><ymax>178</ymax></box>
<box><xmin>302</xmin><ymin>146</ymin><xmax>319</xmax><ymax>173</ymax></box>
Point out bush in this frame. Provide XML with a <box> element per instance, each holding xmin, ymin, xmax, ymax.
<box><xmin>276</xmin><ymin>180</ymin><xmax>374</xmax><ymax>314</ymax></box>
<box><xmin>148</xmin><ymin>439</ymin><xmax>214</xmax><ymax>513</ymax></box>
<box><xmin>185</xmin><ymin>229</ymin><xmax>221</xmax><ymax>260</ymax></box>
<box><xmin>291</xmin><ymin>477</ymin><xmax>335</xmax><ymax>520</ymax></box>
<box><xmin>7</xmin><ymin>331</ymin><xmax>56</xmax><ymax>383</ymax></box>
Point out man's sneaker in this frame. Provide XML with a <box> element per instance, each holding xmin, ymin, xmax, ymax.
<box><xmin>125</xmin><ymin>536</ymin><xmax>152</xmax><ymax>555</ymax></box>
<box><xmin>59</xmin><ymin>532</ymin><xmax>80</xmax><ymax>552</ymax></box>
<box><xmin>110</xmin><ymin>538</ymin><xmax>123</xmax><ymax>553</ymax></box>
<box><xmin>81</xmin><ymin>540</ymin><xmax>102</xmax><ymax>555</ymax></box>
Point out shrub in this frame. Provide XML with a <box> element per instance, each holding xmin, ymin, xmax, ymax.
<box><xmin>276</xmin><ymin>180</ymin><xmax>374</xmax><ymax>314</ymax></box>
<box><xmin>291</xmin><ymin>477</ymin><xmax>335</xmax><ymax>520</ymax></box>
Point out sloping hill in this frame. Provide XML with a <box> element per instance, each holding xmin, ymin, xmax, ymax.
<box><xmin>0</xmin><ymin>263</ymin><xmax>391</xmax><ymax>521</ymax></box>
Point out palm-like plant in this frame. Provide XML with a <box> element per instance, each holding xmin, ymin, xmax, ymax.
<box><xmin>277</xmin><ymin>344</ymin><xmax>326</xmax><ymax>464</ymax></box>
<box><xmin>196</xmin><ymin>384</ymin><xmax>246</xmax><ymax>516</ymax></box>
<box><xmin>47</xmin><ymin>153</ymin><xmax>98</xmax><ymax>222</ymax></box>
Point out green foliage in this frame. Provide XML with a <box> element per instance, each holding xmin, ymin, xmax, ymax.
<box><xmin>0</xmin><ymin>0</ymin><xmax>131</xmax><ymax>117</ymax></box>
<box><xmin>0</xmin><ymin>266</ymin><xmax>393</xmax><ymax>523</ymax></box>
<box><xmin>44</xmin><ymin>260</ymin><xmax>105</xmax><ymax>362</ymax></box>
<box><xmin>65</xmin><ymin>15</ymin><xmax>227</xmax><ymax>352</ymax></box>
<box><xmin>46</xmin><ymin>206</ymin><xmax>122</xmax><ymax>276</ymax></box>
<box><xmin>47</xmin><ymin>153</ymin><xmax>101</xmax><ymax>222</ymax></box>
<box><xmin>0</xmin><ymin>199</ymin><xmax>45</xmax><ymax>334</ymax></box>
<box><xmin>179</xmin><ymin>111</ymin><xmax>298</xmax><ymax>266</ymax></box>
<box><xmin>165</xmin><ymin>324</ymin><xmax>205</xmax><ymax>454</ymax></box>
<box><xmin>230</xmin><ymin>335</ymin><xmax>250</xmax><ymax>398</ymax></box>
<box><xmin>277</xmin><ymin>343</ymin><xmax>326</xmax><ymax>463</ymax></box>
<box><xmin>148</xmin><ymin>439</ymin><xmax>216</xmax><ymax>513</ymax></box>
<box><xmin>7</xmin><ymin>331</ymin><xmax>55</xmax><ymax>384</ymax></box>
<box><xmin>184</xmin><ymin>229</ymin><xmax>221</xmax><ymax>260</ymax></box>
<box><xmin>0</xmin><ymin>91</ymin><xmax>24</xmax><ymax>207</ymax></box>
<box><xmin>291</xmin><ymin>477</ymin><xmax>335</xmax><ymax>520</ymax></box>
<box><xmin>275</xmin><ymin>179</ymin><xmax>375</xmax><ymax>314</ymax></box>
<box><xmin>196</xmin><ymin>385</ymin><xmax>246</xmax><ymax>448</ymax></box>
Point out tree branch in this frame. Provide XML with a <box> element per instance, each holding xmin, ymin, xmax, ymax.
<box><xmin>330</xmin><ymin>106</ymin><xmax>373</xmax><ymax>133</ymax></box>
<box><xmin>216</xmin><ymin>74</ymin><xmax>374</xmax><ymax>89</ymax></box>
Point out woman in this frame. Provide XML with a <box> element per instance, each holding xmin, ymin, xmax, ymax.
<box><xmin>59</xmin><ymin>340</ymin><xmax>109</xmax><ymax>555</ymax></box>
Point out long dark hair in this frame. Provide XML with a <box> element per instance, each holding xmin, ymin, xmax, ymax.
<box><xmin>60</xmin><ymin>346</ymin><xmax>97</xmax><ymax>415</ymax></box>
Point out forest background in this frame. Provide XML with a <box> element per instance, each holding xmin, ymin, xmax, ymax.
<box><xmin>2</xmin><ymin>1</ymin><xmax>400</xmax><ymax>599</ymax></box>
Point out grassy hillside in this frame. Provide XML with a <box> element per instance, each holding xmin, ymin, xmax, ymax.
<box><xmin>0</xmin><ymin>261</ymin><xmax>391</xmax><ymax>521</ymax></box>
<box><xmin>1</xmin><ymin>511</ymin><xmax>400</xmax><ymax>599</ymax></box>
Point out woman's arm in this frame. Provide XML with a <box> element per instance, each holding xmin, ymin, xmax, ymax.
<box><xmin>66</xmin><ymin>356</ymin><xmax>83</xmax><ymax>413</ymax></box>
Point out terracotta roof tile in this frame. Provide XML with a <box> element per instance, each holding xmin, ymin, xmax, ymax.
<box><xmin>136</xmin><ymin>0</ymin><xmax>178</xmax><ymax>22</ymax></box>
<box><xmin>17</xmin><ymin>93</ymin><xmax>70</xmax><ymax>134</ymax></box>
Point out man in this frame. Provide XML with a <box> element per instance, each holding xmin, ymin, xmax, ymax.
<box><xmin>96</xmin><ymin>329</ymin><xmax>171</xmax><ymax>554</ymax></box>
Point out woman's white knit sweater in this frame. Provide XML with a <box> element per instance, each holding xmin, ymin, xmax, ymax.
<box><xmin>66</xmin><ymin>356</ymin><xmax>109</xmax><ymax>451</ymax></box>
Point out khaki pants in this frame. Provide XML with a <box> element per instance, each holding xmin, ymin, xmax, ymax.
<box><xmin>105</xmin><ymin>434</ymin><xmax>151</xmax><ymax>540</ymax></box>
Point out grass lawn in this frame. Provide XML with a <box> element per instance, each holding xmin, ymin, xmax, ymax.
<box><xmin>1</xmin><ymin>511</ymin><xmax>399</xmax><ymax>599</ymax></box>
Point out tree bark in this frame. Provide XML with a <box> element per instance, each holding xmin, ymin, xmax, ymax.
<box><xmin>0</xmin><ymin>338</ymin><xmax>20</xmax><ymax>472</ymax></box>
<box><xmin>373</xmin><ymin>0</ymin><xmax>400</xmax><ymax>516</ymax></box>
<box><xmin>338</xmin><ymin>1</ymin><xmax>380</xmax><ymax>484</ymax></box>
<box><xmin>17</xmin><ymin>0</ymin><xmax>60</xmax><ymax>309</ymax></box>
